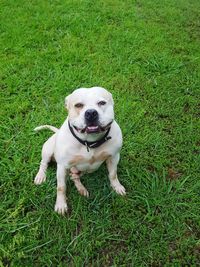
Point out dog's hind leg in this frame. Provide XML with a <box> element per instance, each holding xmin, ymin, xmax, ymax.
<box><xmin>34</xmin><ymin>134</ymin><xmax>56</xmax><ymax>185</ymax></box>
<box><xmin>70</xmin><ymin>167</ymin><xmax>89</xmax><ymax>197</ymax></box>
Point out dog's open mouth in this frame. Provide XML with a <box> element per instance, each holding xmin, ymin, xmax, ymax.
<box><xmin>74</xmin><ymin>125</ymin><xmax>100</xmax><ymax>134</ymax></box>
<box><xmin>86</xmin><ymin>125</ymin><xmax>100</xmax><ymax>133</ymax></box>
<box><xmin>73</xmin><ymin>121</ymin><xmax>113</xmax><ymax>134</ymax></box>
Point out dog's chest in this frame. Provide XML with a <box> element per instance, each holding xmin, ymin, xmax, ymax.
<box><xmin>68</xmin><ymin>149</ymin><xmax>110</xmax><ymax>172</ymax></box>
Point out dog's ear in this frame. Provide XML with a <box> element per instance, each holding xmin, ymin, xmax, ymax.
<box><xmin>64</xmin><ymin>94</ymin><xmax>71</xmax><ymax>110</ymax></box>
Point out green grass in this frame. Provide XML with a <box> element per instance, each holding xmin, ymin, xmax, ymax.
<box><xmin>1</xmin><ymin>0</ymin><xmax>200</xmax><ymax>265</ymax></box>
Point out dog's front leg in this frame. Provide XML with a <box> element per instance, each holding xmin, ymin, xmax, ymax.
<box><xmin>55</xmin><ymin>164</ymin><xmax>68</xmax><ymax>214</ymax></box>
<box><xmin>106</xmin><ymin>154</ymin><xmax>126</xmax><ymax>195</ymax></box>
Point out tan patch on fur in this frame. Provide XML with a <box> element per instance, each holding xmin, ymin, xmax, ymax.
<box><xmin>69</xmin><ymin>152</ymin><xmax>110</xmax><ymax>166</ymax></box>
<box><xmin>89</xmin><ymin>156</ymin><xmax>96</xmax><ymax>164</ymax></box>
<box><xmin>75</xmin><ymin>108</ymin><xmax>81</xmax><ymax>115</ymax></box>
<box><xmin>98</xmin><ymin>151</ymin><xmax>110</xmax><ymax>162</ymax></box>
<box><xmin>69</xmin><ymin>155</ymin><xmax>85</xmax><ymax>165</ymax></box>
<box><xmin>110</xmin><ymin>172</ymin><xmax>117</xmax><ymax>180</ymax></box>
<box><xmin>89</xmin><ymin>151</ymin><xmax>110</xmax><ymax>164</ymax></box>
<box><xmin>78</xmin><ymin>188</ymin><xmax>87</xmax><ymax>196</ymax></box>
<box><xmin>70</xmin><ymin>167</ymin><xmax>81</xmax><ymax>179</ymax></box>
<box><xmin>57</xmin><ymin>186</ymin><xmax>65</xmax><ymax>192</ymax></box>
<box><xmin>106</xmin><ymin>157</ymin><xmax>117</xmax><ymax>179</ymax></box>
<box><xmin>68</xmin><ymin>106</ymin><xmax>81</xmax><ymax>120</ymax></box>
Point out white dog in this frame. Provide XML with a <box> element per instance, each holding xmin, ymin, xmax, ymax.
<box><xmin>34</xmin><ymin>87</ymin><xmax>126</xmax><ymax>214</ymax></box>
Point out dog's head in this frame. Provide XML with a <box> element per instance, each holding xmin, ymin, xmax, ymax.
<box><xmin>65</xmin><ymin>87</ymin><xmax>114</xmax><ymax>134</ymax></box>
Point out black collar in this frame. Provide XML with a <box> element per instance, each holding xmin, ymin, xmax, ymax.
<box><xmin>68</xmin><ymin>121</ymin><xmax>112</xmax><ymax>152</ymax></box>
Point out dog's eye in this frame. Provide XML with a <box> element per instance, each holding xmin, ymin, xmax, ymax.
<box><xmin>98</xmin><ymin>101</ymin><xmax>106</xmax><ymax>106</ymax></box>
<box><xmin>75</xmin><ymin>103</ymin><xmax>84</xmax><ymax>108</ymax></box>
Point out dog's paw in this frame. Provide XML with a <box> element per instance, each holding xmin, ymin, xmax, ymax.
<box><xmin>112</xmin><ymin>183</ymin><xmax>126</xmax><ymax>196</ymax></box>
<box><xmin>78</xmin><ymin>187</ymin><xmax>89</xmax><ymax>197</ymax></box>
<box><xmin>34</xmin><ymin>172</ymin><xmax>46</xmax><ymax>185</ymax></box>
<box><xmin>54</xmin><ymin>201</ymin><xmax>68</xmax><ymax>215</ymax></box>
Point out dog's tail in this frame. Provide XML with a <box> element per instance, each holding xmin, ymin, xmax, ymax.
<box><xmin>34</xmin><ymin>125</ymin><xmax>59</xmax><ymax>133</ymax></box>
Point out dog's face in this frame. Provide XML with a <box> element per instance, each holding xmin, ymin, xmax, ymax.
<box><xmin>65</xmin><ymin>87</ymin><xmax>114</xmax><ymax>134</ymax></box>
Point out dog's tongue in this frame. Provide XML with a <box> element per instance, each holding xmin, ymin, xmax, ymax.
<box><xmin>86</xmin><ymin>126</ymin><xmax>99</xmax><ymax>133</ymax></box>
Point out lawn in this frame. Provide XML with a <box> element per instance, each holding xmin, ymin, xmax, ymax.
<box><xmin>1</xmin><ymin>0</ymin><xmax>200</xmax><ymax>266</ymax></box>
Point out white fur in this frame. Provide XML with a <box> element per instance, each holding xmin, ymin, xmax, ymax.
<box><xmin>34</xmin><ymin>87</ymin><xmax>126</xmax><ymax>214</ymax></box>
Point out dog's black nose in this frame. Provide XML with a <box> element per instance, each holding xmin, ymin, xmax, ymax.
<box><xmin>85</xmin><ymin>109</ymin><xmax>98</xmax><ymax>122</ymax></box>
